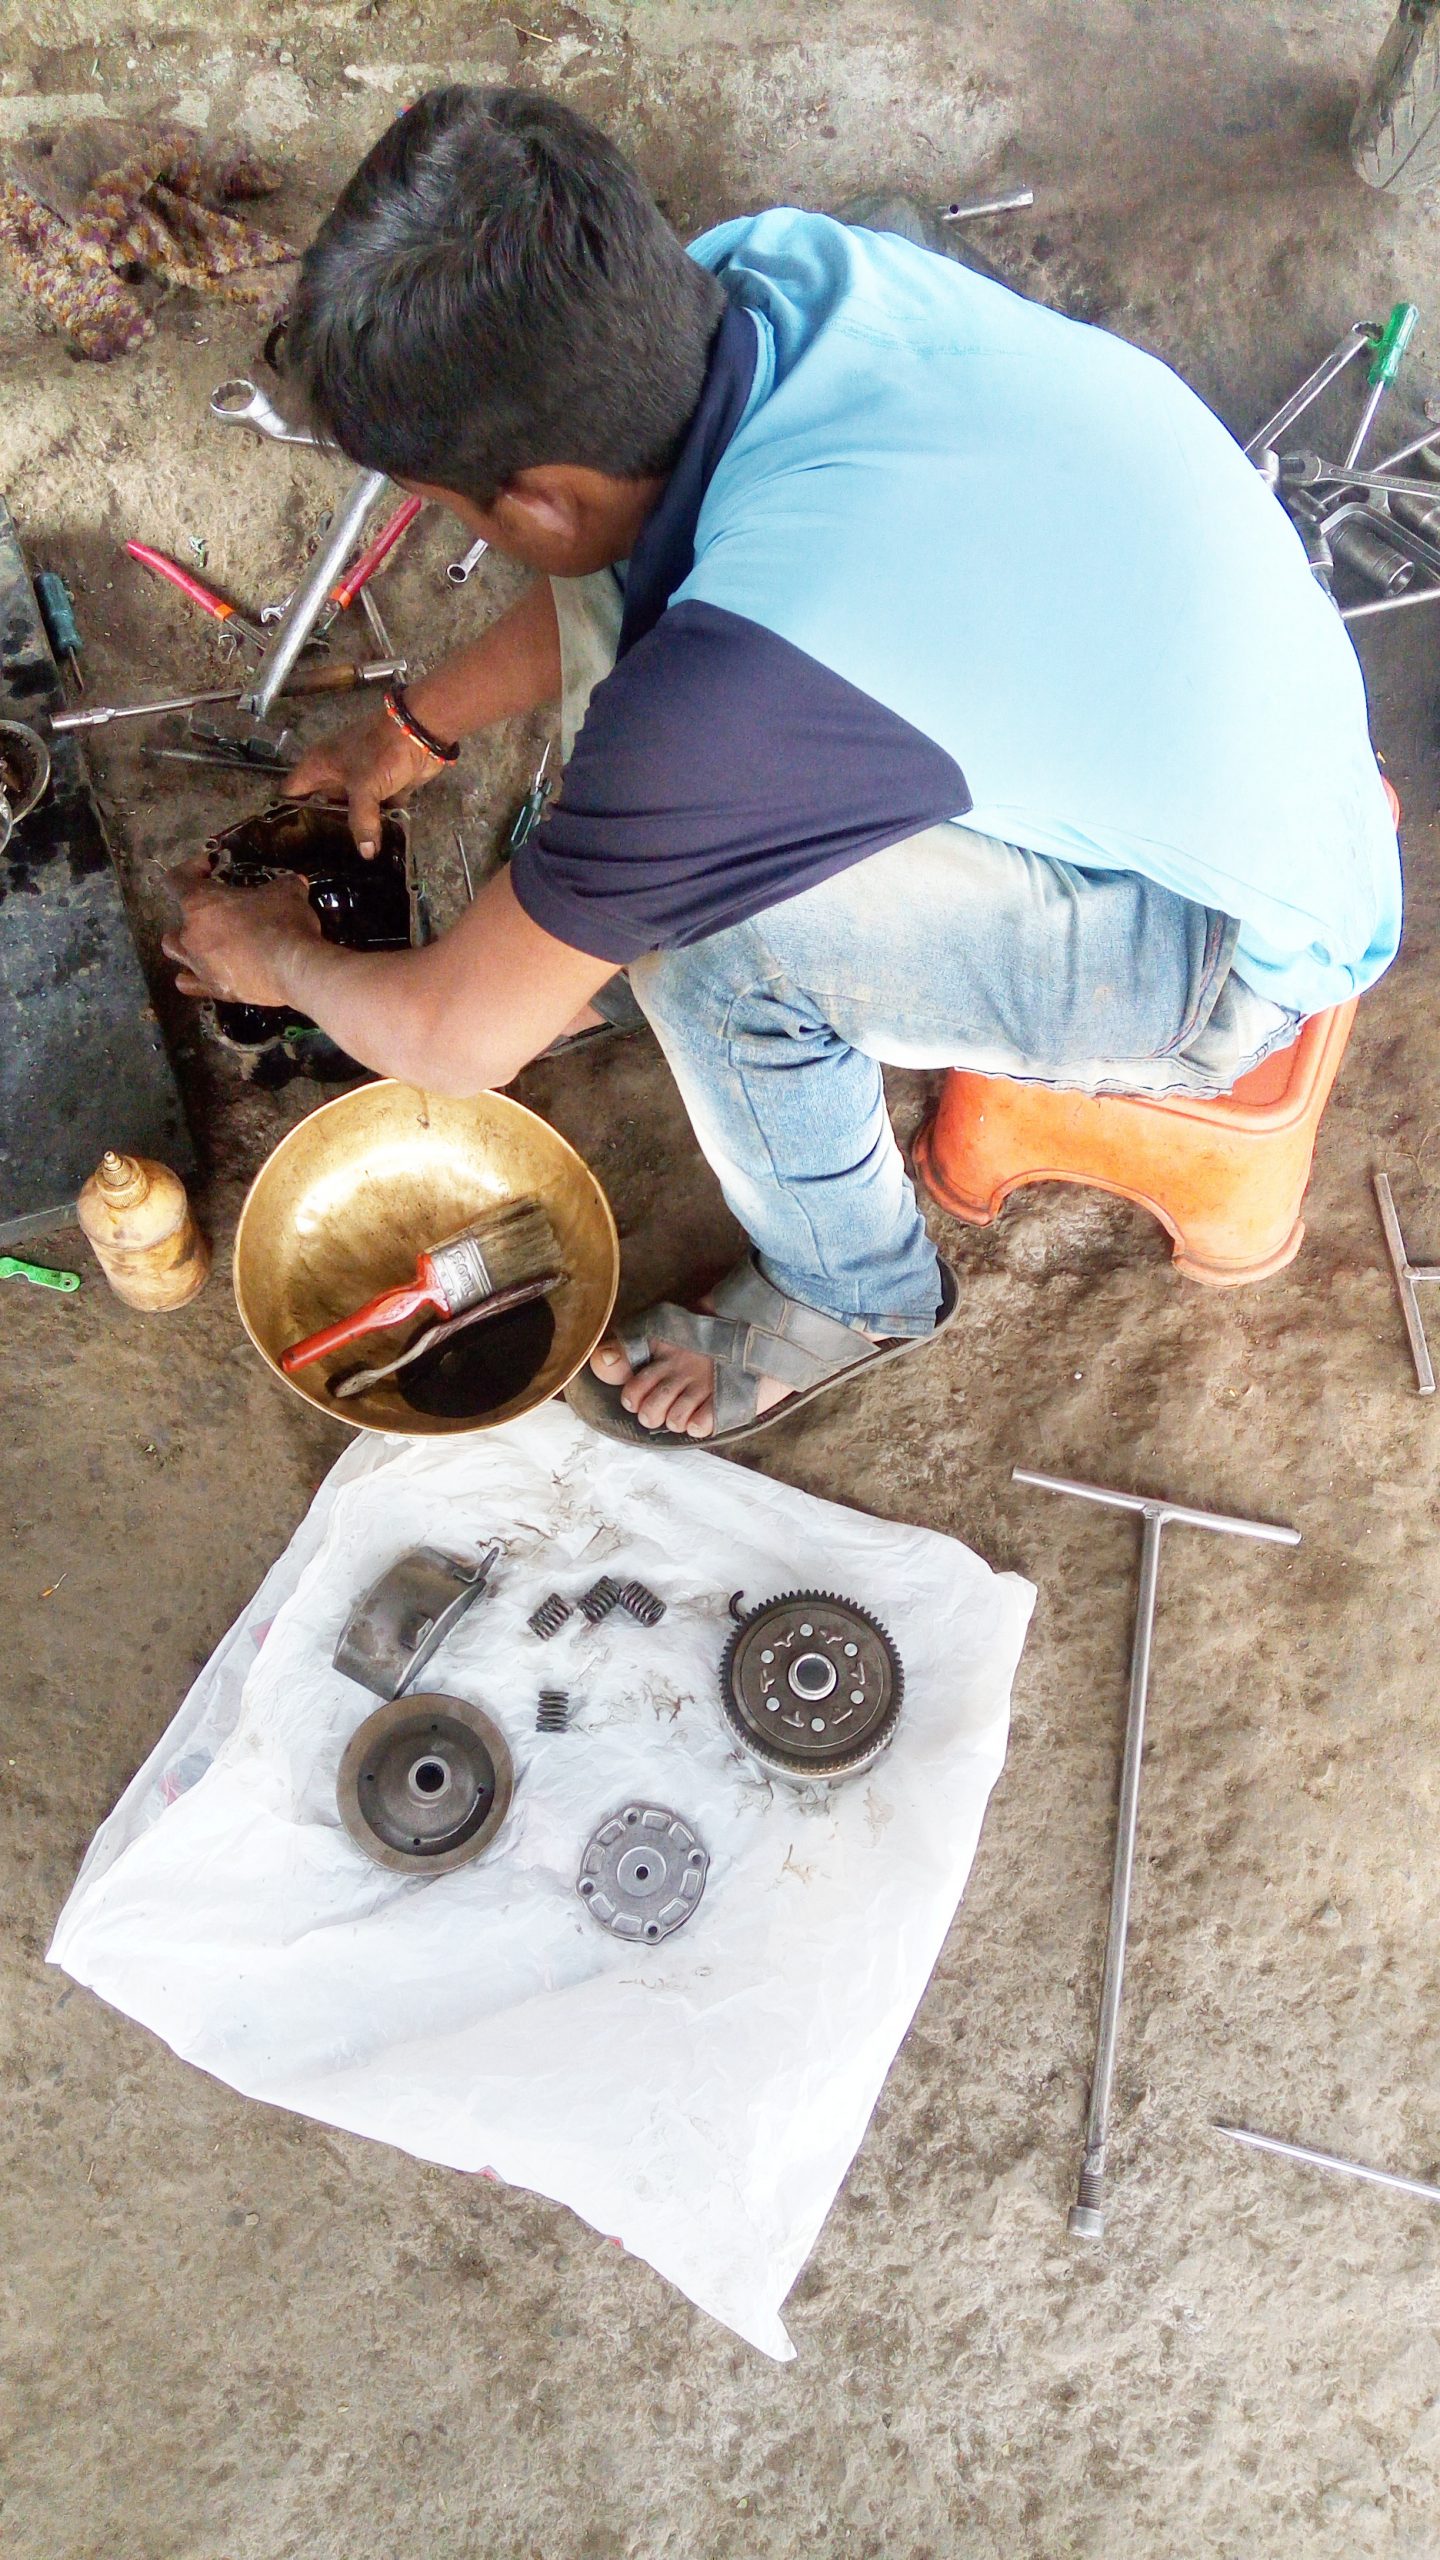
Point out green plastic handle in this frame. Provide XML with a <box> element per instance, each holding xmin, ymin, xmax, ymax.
<box><xmin>1368</xmin><ymin>301</ymin><xmax>1419</xmax><ymax>388</ymax></box>
<box><xmin>0</xmin><ymin>1254</ymin><xmax>81</xmax><ymax>1291</ymax></box>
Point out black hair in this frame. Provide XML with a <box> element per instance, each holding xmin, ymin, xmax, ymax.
<box><xmin>284</xmin><ymin>86</ymin><xmax>726</xmax><ymax>504</ymax></box>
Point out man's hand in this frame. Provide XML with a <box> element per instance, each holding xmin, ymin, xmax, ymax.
<box><xmin>283</xmin><ymin>709</ymin><xmax>439</xmax><ymax>857</ymax></box>
<box><xmin>161</xmin><ymin>857</ymin><xmax>323</xmax><ymax>1006</ymax></box>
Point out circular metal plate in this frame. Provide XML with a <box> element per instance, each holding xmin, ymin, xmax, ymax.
<box><xmin>336</xmin><ymin>1692</ymin><xmax>513</xmax><ymax>1873</ymax></box>
<box><xmin>576</xmin><ymin>1804</ymin><xmax>708</xmax><ymax>1943</ymax></box>
<box><xmin>720</xmin><ymin>1591</ymin><xmax>903</xmax><ymax>1782</ymax></box>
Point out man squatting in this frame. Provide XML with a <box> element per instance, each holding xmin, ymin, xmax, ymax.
<box><xmin>167</xmin><ymin>88</ymin><xmax>1401</xmax><ymax>1449</ymax></box>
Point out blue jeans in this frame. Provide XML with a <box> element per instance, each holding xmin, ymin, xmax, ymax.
<box><xmin>553</xmin><ymin>574</ymin><xmax>1300</xmax><ymax>1337</ymax></box>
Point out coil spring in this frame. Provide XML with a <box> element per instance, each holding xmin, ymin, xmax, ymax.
<box><xmin>536</xmin><ymin>1688</ymin><xmax>572</xmax><ymax>1732</ymax></box>
<box><xmin>528</xmin><ymin>1592</ymin><xmax>572</xmax><ymax>1640</ymax></box>
<box><xmin>577</xmin><ymin>1575</ymin><xmax>623</xmax><ymax>1624</ymax></box>
<box><xmin>617</xmin><ymin>1579</ymin><xmax>665</xmax><ymax>1627</ymax></box>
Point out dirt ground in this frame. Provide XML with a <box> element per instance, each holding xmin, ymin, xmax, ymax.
<box><xmin>6</xmin><ymin>2</ymin><xmax>1440</xmax><ymax>2553</ymax></box>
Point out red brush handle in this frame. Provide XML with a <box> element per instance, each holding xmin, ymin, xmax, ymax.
<box><xmin>125</xmin><ymin>540</ymin><xmax>240</xmax><ymax>624</ymax></box>
<box><xmin>332</xmin><ymin>495</ymin><xmax>424</xmax><ymax>611</ymax></box>
<box><xmin>282</xmin><ymin>1271</ymin><xmax>443</xmax><ymax>1373</ymax></box>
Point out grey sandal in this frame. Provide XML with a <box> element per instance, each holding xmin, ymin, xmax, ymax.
<box><xmin>564</xmin><ymin>1255</ymin><xmax>961</xmax><ymax>1449</ymax></box>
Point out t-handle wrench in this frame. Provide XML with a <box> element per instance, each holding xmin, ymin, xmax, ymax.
<box><xmin>1012</xmin><ymin>1468</ymin><xmax>1300</xmax><ymax>2239</ymax></box>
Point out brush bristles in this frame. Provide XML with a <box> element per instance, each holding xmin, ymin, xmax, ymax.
<box><xmin>428</xmin><ymin>1200</ymin><xmax>562</xmax><ymax>1314</ymax></box>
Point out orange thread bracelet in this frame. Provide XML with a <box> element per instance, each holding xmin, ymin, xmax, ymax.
<box><xmin>382</xmin><ymin>685</ymin><xmax>460</xmax><ymax>765</ymax></box>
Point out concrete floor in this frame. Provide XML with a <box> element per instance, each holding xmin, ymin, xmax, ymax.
<box><xmin>5</xmin><ymin>4</ymin><xmax>1440</xmax><ymax>2553</ymax></box>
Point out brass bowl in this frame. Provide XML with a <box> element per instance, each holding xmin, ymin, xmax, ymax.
<box><xmin>233</xmin><ymin>1082</ymin><xmax>619</xmax><ymax>1438</ymax></box>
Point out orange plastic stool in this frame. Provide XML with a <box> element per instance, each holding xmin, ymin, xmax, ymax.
<box><xmin>913</xmin><ymin>999</ymin><xmax>1357</xmax><ymax>1285</ymax></box>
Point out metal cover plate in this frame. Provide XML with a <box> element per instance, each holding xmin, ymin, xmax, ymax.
<box><xmin>576</xmin><ymin>1804</ymin><xmax>708</xmax><ymax>1943</ymax></box>
<box><xmin>333</xmin><ymin>1543</ymin><xmax>498</xmax><ymax>1698</ymax></box>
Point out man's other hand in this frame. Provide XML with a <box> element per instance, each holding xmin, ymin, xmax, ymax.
<box><xmin>283</xmin><ymin>710</ymin><xmax>440</xmax><ymax>857</ymax></box>
<box><xmin>161</xmin><ymin>857</ymin><xmax>322</xmax><ymax>1006</ymax></box>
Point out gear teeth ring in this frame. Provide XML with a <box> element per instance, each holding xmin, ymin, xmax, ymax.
<box><xmin>577</xmin><ymin>1575</ymin><xmax>623</xmax><ymax>1624</ymax></box>
<box><xmin>528</xmin><ymin>1592</ymin><xmax>572</xmax><ymax>1640</ymax></box>
<box><xmin>617</xmin><ymin>1579</ymin><xmax>665</xmax><ymax>1627</ymax></box>
<box><xmin>536</xmin><ymin>1687</ymin><xmax>572</xmax><ymax>1732</ymax></box>
<box><xmin>718</xmin><ymin>1588</ymin><xmax>903</xmax><ymax>1783</ymax></box>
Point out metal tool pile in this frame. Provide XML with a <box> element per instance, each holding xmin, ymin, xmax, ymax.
<box><xmin>329</xmin><ymin>1537</ymin><xmax>908</xmax><ymax>1955</ymax></box>
<box><xmin>1248</xmin><ymin>299</ymin><xmax>1440</xmax><ymax>623</ymax></box>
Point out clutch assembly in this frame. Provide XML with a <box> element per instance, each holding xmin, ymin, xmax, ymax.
<box><xmin>337</xmin><ymin>1692</ymin><xmax>513</xmax><ymax>1875</ymax></box>
<box><xmin>720</xmin><ymin>1591</ymin><xmax>904</xmax><ymax>1782</ymax></box>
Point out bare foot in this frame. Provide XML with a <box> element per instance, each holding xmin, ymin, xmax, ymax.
<box><xmin>589</xmin><ymin>1297</ymin><xmax>881</xmax><ymax>1440</ymax></box>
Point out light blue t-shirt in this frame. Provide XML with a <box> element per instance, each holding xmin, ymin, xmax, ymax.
<box><xmin>516</xmin><ymin>210</ymin><xmax>1401</xmax><ymax>1011</ymax></box>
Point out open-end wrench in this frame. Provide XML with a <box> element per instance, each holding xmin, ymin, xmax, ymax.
<box><xmin>447</xmin><ymin>536</ymin><xmax>489</xmax><ymax>585</ymax></box>
<box><xmin>1244</xmin><ymin>322</ymin><xmax>1379</xmax><ymax>461</ymax></box>
<box><xmin>1279</xmin><ymin>450</ymin><xmax>1440</xmax><ymax>503</ymax></box>
<box><xmin>209</xmin><ymin>378</ymin><xmax>318</xmax><ymax>447</ymax></box>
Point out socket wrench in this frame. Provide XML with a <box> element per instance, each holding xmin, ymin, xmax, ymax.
<box><xmin>447</xmin><ymin>536</ymin><xmax>490</xmax><ymax>585</ymax></box>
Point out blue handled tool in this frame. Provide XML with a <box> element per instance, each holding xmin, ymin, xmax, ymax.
<box><xmin>35</xmin><ymin>571</ymin><xmax>84</xmax><ymax>693</ymax></box>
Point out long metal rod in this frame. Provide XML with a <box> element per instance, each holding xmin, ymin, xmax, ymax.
<box><xmin>1369</xmin><ymin>425</ymin><xmax>1440</xmax><ymax>477</ymax></box>
<box><xmin>1012</xmin><ymin>1469</ymin><xmax>1302</xmax><ymax>1548</ymax></box>
<box><xmin>1014</xmin><ymin>1469</ymin><xmax>1299</xmax><ymax>2239</ymax></box>
<box><xmin>1244</xmin><ymin>324</ymin><xmax>1376</xmax><ymax>459</ymax></box>
<box><xmin>1215</xmin><ymin>2123</ymin><xmax>1440</xmax><ymax>2206</ymax></box>
<box><xmin>940</xmin><ymin>187</ymin><xmax>1034</xmax><ymax>220</ymax></box>
<box><xmin>243</xmin><ymin>468</ymin><xmax>388</xmax><ymax>718</ymax></box>
<box><xmin>1069</xmin><ymin>1503</ymin><xmax>1163</xmax><ymax>2238</ymax></box>
<box><xmin>1374</xmin><ymin>1171</ymin><xmax>1439</xmax><ymax>1392</ymax></box>
<box><xmin>1342</xmin><ymin>582</ymin><xmax>1440</xmax><ymax>622</ymax></box>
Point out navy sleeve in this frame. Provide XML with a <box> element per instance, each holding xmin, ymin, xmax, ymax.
<box><xmin>509</xmin><ymin>600</ymin><xmax>971</xmax><ymax>964</ymax></box>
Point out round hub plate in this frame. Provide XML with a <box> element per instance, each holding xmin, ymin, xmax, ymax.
<box><xmin>720</xmin><ymin>1591</ymin><xmax>903</xmax><ymax>1782</ymax></box>
<box><xmin>576</xmin><ymin>1804</ymin><xmax>708</xmax><ymax>1943</ymax></box>
<box><xmin>336</xmin><ymin>1691</ymin><xmax>513</xmax><ymax>1874</ymax></box>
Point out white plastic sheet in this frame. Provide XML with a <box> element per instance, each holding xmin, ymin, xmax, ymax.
<box><xmin>50</xmin><ymin>1403</ymin><xmax>1034</xmax><ymax>2359</ymax></box>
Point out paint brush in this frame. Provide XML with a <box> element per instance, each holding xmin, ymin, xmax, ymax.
<box><xmin>282</xmin><ymin>1199</ymin><xmax>561</xmax><ymax>1374</ymax></box>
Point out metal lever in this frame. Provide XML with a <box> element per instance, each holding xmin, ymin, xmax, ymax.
<box><xmin>1012</xmin><ymin>1468</ymin><xmax>1300</xmax><ymax>2239</ymax></box>
<box><xmin>1374</xmin><ymin>1171</ymin><xmax>1440</xmax><ymax>1392</ymax></box>
<box><xmin>1215</xmin><ymin>2122</ymin><xmax>1440</xmax><ymax>2207</ymax></box>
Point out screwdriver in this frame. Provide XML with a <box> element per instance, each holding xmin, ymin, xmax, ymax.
<box><xmin>1345</xmin><ymin>300</ymin><xmax>1420</xmax><ymax>469</ymax></box>
<box><xmin>124</xmin><ymin>541</ymin><xmax>270</xmax><ymax>644</ymax></box>
<box><xmin>35</xmin><ymin>571</ymin><xmax>84</xmax><ymax>692</ymax></box>
<box><xmin>49</xmin><ymin>656</ymin><xmax>407</xmax><ymax>734</ymax></box>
